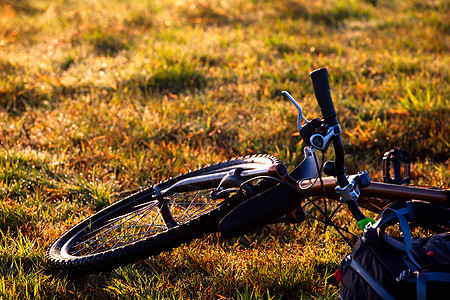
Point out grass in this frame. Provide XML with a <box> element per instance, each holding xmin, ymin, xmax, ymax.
<box><xmin>0</xmin><ymin>0</ymin><xmax>449</xmax><ymax>298</ymax></box>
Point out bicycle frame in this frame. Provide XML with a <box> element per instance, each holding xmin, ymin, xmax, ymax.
<box><xmin>299</xmin><ymin>177</ymin><xmax>449</xmax><ymax>212</ymax></box>
<box><xmin>158</xmin><ymin>143</ymin><xmax>448</xmax><ymax>219</ymax></box>
<box><xmin>157</xmin><ymin>166</ymin><xmax>271</xmax><ymax>194</ymax></box>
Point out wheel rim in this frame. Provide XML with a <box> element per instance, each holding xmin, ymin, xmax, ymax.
<box><xmin>63</xmin><ymin>188</ymin><xmax>222</xmax><ymax>257</ymax></box>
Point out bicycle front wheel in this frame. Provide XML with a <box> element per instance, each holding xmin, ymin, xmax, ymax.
<box><xmin>46</xmin><ymin>154</ymin><xmax>280</xmax><ymax>274</ymax></box>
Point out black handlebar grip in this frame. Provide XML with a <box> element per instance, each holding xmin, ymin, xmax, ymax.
<box><xmin>310</xmin><ymin>68</ymin><xmax>338</xmax><ymax>125</ymax></box>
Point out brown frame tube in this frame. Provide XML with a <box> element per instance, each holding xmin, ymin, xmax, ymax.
<box><xmin>299</xmin><ymin>177</ymin><xmax>449</xmax><ymax>212</ymax></box>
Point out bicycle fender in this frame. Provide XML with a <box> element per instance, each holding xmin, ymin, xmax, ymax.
<box><xmin>219</xmin><ymin>184</ymin><xmax>302</xmax><ymax>239</ymax></box>
<box><xmin>289</xmin><ymin>146</ymin><xmax>319</xmax><ymax>181</ymax></box>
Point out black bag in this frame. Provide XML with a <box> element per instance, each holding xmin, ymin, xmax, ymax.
<box><xmin>336</xmin><ymin>200</ymin><xmax>450</xmax><ymax>300</ymax></box>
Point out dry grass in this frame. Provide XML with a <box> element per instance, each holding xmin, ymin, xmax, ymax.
<box><xmin>0</xmin><ymin>0</ymin><xmax>448</xmax><ymax>298</ymax></box>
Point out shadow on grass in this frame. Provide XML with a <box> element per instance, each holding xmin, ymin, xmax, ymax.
<box><xmin>80</xmin><ymin>28</ymin><xmax>133</xmax><ymax>57</ymax></box>
<box><xmin>127</xmin><ymin>65</ymin><xmax>207</xmax><ymax>94</ymax></box>
<box><xmin>0</xmin><ymin>0</ymin><xmax>43</xmax><ymax>15</ymax></box>
<box><xmin>180</xmin><ymin>0</ymin><xmax>373</xmax><ymax>27</ymax></box>
<box><xmin>275</xmin><ymin>0</ymin><xmax>372</xmax><ymax>27</ymax></box>
<box><xmin>0</xmin><ymin>67</ymin><xmax>208</xmax><ymax>115</ymax></box>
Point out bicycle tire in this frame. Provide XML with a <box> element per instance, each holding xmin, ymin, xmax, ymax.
<box><xmin>46</xmin><ymin>154</ymin><xmax>280</xmax><ymax>274</ymax></box>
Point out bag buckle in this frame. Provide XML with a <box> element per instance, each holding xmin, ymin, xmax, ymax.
<box><xmin>396</xmin><ymin>269</ymin><xmax>415</xmax><ymax>282</ymax></box>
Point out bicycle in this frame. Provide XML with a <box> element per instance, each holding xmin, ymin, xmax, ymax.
<box><xmin>46</xmin><ymin>68</ymin><xmax>449</xmax><ymax>274</ymax></box>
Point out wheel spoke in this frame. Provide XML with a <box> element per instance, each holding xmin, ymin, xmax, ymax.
<box><xmin>109</xmin><ymin>200</ymin><xmax>166</xmax><ymax>250</ymax></box>
<box><xmin>70</xmin><ymin>188</ymin><xmax>222</xmax><ymax>255</ymax></box>
<box><xmin>85</xmin><ymin>200</ymin><xmax>159</xmax><ymax>239</ymax></box>
<box><xmin>71</xmin><ymin>201</ymin><xmax>162</xmax><ymax>255</ymax></box>
<box><xmin>171</xmin><ymin>189</ymin><xmax>214</xmax><ymax>223</ymax></box>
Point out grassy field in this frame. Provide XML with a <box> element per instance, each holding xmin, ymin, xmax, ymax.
<box><xmin>0</xmin><ymin>0</ymin><xmax>449</xmax><ymax>298</ymax></box>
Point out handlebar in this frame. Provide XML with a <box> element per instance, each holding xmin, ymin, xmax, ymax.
<box><xmin>309</xmin><ymin>68</ymin><xmax>367</xmax><ymax>222</ymax></box>
<box><xmin>310</xmin><ymin>68</ymin><xmax>338</xmax><ymax>126</ymax></box>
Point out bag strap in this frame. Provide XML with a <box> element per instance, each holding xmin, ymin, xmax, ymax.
<box><xmin>413</xmin><ymin>272</ymin><xmax>450</xmax><ymax>300</ymax></box>
<box><xmin>377</xmin><ymin>200</ymin><xmax>450</xmax><ymax>229</ymax></box>
<box><xmin>344</xmin><ymin>255</ymin><xmax>396</xmax><ymax>300</ymax></box>
<box><xmin>373</xmin><ymin>200</ymin><xmax>449</xmax><ymax>269</ymax></box>
<box><xmin>372</xmin><ymin>201</ymin><xmax>450</xmax><ymax>299</ymax></box>
<box><xmin>382</xmin><ymin>207</ymin><xmax>422</xmax><ymax>269</ymax></box>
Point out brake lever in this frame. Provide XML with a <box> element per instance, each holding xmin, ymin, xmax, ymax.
<box><xmin>282</xmin><ymin>91</ymin><xmax>310</xmax><ymax>132</ymax></box>
<box><xmin>283</xmin><ymin>91</ymin><xmax>341</xmax><ymax>152</ymax></box>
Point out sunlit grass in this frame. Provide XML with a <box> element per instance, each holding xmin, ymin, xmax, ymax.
<box><xmin>0</xmin><ymin>0</ymin><xmax>448</xmax><ymax>298</ymax></box>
